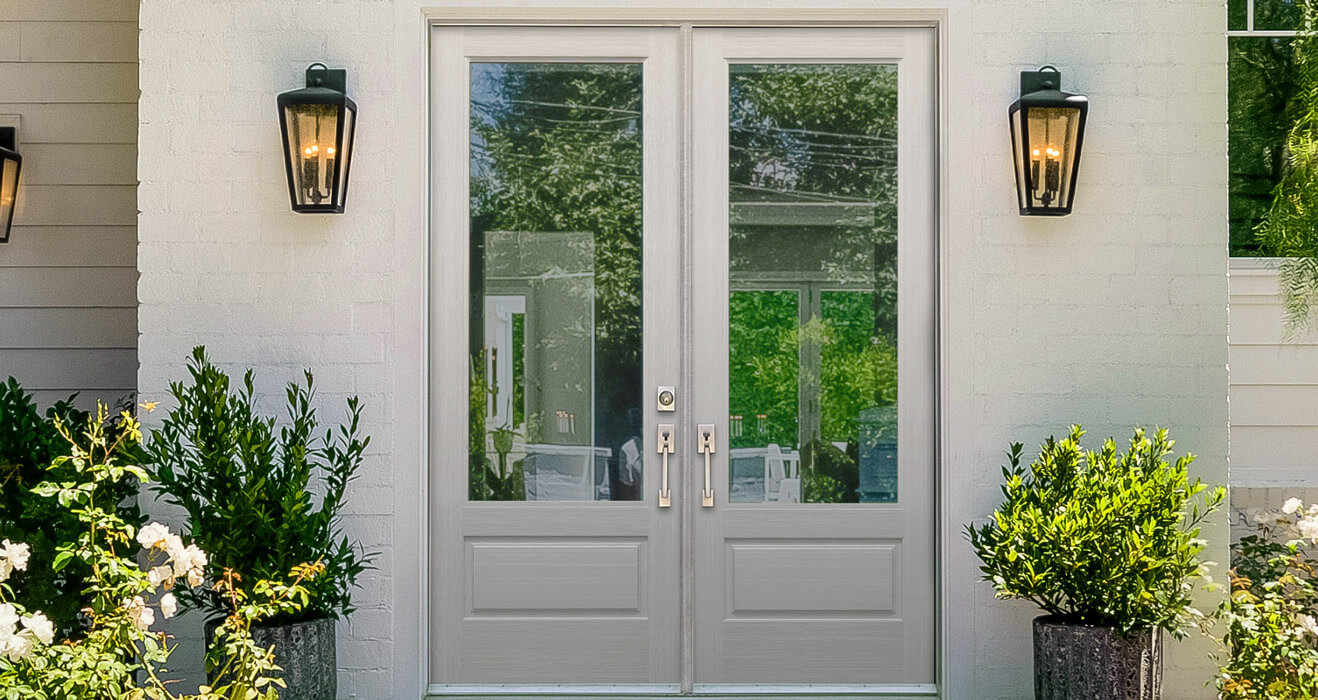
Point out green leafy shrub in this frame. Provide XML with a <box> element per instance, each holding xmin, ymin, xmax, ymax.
<box><xmin>967</xmin><ymin>425</ymin><xmax>1224</xmax><ymax>637</ymax></box>
<box><xmin>1209</xmin><ymin>498</ymin><xmax>1318</xmax><ymax>698</ymax></box>
<box><xmin>0</xmin><ymin>405</ymin><xmax>308</xmax><ymax>700</ymax></box>
<box><xmin>0</xmin><ymin>378</ymin><xmax>142</xmax><ymax>636</ymax></box>
<box><xmin>146</xmin><ymin>347</ymin><xmax>374</xmax><ymax>623</ymax></box>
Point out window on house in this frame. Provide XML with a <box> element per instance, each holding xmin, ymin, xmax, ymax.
<box><xmin>1228</xmin><ymin>0</ymin><xmax>1303</xmax><ymax>256</ymax></box>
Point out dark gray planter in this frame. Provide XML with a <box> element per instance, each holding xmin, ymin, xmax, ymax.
<box><xmin>1033</xmin><ymin>615</ymin><xmax>1162</xmax><ymax>700</ymax></box>
<box><xmin>205</xmin><ymin>615</ymin><xmax>336</xmax><ymax>700</ymax></box>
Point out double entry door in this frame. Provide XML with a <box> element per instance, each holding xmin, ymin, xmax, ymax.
<box><xmin>430</xmin><ymin>23</ymin><xmax>937</xmax><ymax>694</ymax></box>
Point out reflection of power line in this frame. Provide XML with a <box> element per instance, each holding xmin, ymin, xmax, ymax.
<box><xmin>730</xmin><ymin>183</ymin><xmax>875</xmax><ymax>203</ymax></box>
<box><xmin>496</xmin><ymin>98</ymin><xmax>642</xmax><ymax>116</ymax></box>
<box><xmin>732</xmin><ymin>145</ymin><xmax>895</xmax><ymax>166</ymax></box>
<box><xmin>731</xmin><ymin>124</ymin><xmax>896</xmax><ymax>143</ymax></box>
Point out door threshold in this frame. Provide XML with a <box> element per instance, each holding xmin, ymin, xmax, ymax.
<box><xmin>427</xmin><ymin>684</ymin><xmax>938</xmax><ymax>698</ymax></box>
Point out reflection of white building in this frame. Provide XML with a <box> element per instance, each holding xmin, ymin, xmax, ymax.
<box><xmin>481</xmin><ymin>231</ymin><xmax>609</xmax><ymax>499</ymax></box>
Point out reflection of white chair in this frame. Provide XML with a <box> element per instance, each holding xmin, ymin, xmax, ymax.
<box><xmin>765</xmin><ymin>444</ymin><xmax>801</xmax><ymax>503</ymax></box>
<box><xmin>521</xmin><ymin>444</ymin><xmax>612</xmax><ymax>501</ymax></box>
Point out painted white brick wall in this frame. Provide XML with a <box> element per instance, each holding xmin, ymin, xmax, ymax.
<box><xmin>137</xmin><ymin>1</ymin><xmax>1229</xmax><ymax>698</ymax></box>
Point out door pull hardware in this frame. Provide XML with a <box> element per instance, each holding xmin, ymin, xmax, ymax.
<box><xmin>657</xmin><ymin>424</ymin><xmax>675</xmax><ymax>508</ymax></box>
<box><xmin>698</xmin><ymin>423</ymin><xmax>715</xmax><ymax>507</ymax></box>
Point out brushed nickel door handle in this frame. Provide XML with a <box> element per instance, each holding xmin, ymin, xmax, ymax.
<box><xmin>657</xmin><ymin>424</ymin><xmax>674</xmax><ymax>508</ymax></box>
<box><xmin>698</xmin><ymin>423</ymin><xmax>715</xmax><ymax>507</ymax></box>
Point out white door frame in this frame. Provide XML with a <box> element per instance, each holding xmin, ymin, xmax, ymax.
<box><xmin>423</xmin><ymin>8</ymin><xmax>950</xmax><ymax>698</ymax></box>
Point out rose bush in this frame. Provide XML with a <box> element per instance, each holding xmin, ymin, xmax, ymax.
<box><xmin>1210</xmin><ymin>498</ymin><xmax>1318</xmax><ymax>698</ymax></box>
<box><xmin>0</xmin><ymin>405</ymin><xmax>320</xmax><ymax>700</ymax></box>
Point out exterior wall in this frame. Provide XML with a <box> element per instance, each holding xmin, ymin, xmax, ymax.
<box><xmin>137</xmin><ymin>1</ymin><xmax>1230</xmax><ymax>699</ymax></box>
<box><xmin>0</xmin><ymin>0</ymin><xmax>139</xmax><ymax>408</ymax></box>
<box><xmin>1228</xmin><ymin>262</ymin><xmax>1318</xmax><ymax>486</ymax></box>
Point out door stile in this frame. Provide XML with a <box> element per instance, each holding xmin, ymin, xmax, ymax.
<box><xmin>677</xmin><ymin>21</ymin><xmax>697</xmax><ymax>698</ymax></box>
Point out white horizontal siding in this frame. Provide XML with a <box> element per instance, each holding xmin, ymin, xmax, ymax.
<box><xmin>1230</xmin><ymin>263</ymin><xmax>1318</xmax><ymax>485</ymax></box>
<box><xmin>0</xmin><ymin>3</ymin><xmax>138</xmax><ymax>407</ymax></box>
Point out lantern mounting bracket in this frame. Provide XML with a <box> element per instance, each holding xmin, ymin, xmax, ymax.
<box><xmin>0</xmin><ymin>127</ymin><xmax>15</xmax><ymax>153</ymax></box>
<box><xmin>1021</xmin><ymin>66</ymin><xmax>1063</xmax><ymax>95</ymax></box>
<box><xmin>305</xmin><ymin>63</ymin><xmax>347</xmax><ymax>94</ymax></box>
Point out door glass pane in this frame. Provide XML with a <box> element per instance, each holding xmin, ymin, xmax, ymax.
<box><xmin>469</xmin><ymin>62</ymin><xmax>644</xmax><ymax>501</ymax></box>
<box><xmin>728</xmin><ymin>64</ymin><xmax>898</xmax><ymax>504</ymax></box>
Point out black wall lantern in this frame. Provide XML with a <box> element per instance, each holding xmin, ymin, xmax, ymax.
<box><xmin>0</xmin><ymin>126</ymin><xmax>20</xmax><ymax>243</ymax></box>
<box><xmin>1009</xmin><ymin>66</ymin><xmax>1088</xmax><ymax>216</ymax></box>
<box><xmin>277</xmin><ymin>63</ymin><xmax>357</xmax><ymax>213</ymax></box>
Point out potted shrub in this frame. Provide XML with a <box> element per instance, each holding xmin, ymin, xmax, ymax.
<box><xmin>967</xmin><ymin>425</ymin><xmax>1223</xmax><ymax>700</ymax></box>
<box><xmin>145</xmin><ymin>347</ymin><xmax>375</xmax><ymax>700</ymax></box>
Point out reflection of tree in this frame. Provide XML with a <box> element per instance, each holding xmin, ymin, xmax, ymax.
<box><xmin>730</xmin><ymin>65</ymin><xmax>898</xmax><ymax>337</ymax></box>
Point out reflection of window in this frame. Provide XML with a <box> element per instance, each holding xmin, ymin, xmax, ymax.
<box><xmin>1228</xmin><ymin>0</ymin><xmax>1302</xmax><ymax>256</ymax></box>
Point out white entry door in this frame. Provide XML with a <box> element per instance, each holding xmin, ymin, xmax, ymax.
<box><xmin>430</xmin><ymin>23</ymin><xmax>936</xmax><ymax>694</ymax></box>
<box><xmin>689</xmin><ymin>27</ymin><xmax>938</xmax><ymax>689</ymax></box>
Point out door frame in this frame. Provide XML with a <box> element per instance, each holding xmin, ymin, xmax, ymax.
<box><xmin>423</xmin><ymin>8</ymin><xmax>950</xmax><ymax>698</ymax></box>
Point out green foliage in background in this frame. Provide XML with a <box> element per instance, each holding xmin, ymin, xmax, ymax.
<box><xmin>146</xmin><ymin>347</ymin><xmax>374</xmax><ymax>623</ymax></box>
<box><xmin>1229</xmin><ymin>6</ymin><xmax>1303</xmax><ymax>255</ymax></box>
<box><xmin>0</xmin><ymin>378</ymin><xmax>142</xmax><ymax>637</ymax></box>
<box><xmin>967</xmin><ymin>426</ymin><xmax>1224</xmax><ymax>637</ymax></box>
<box><xmin>1255</xmin><ymin>2</ymin><xmax>1318</xmax><ymax>331</ymax></box>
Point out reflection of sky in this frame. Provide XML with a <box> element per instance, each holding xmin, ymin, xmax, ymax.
<box><xmin>470</xmin><ymin>63</ymin><xmax>508</xmax><ymax>182</ymax></box>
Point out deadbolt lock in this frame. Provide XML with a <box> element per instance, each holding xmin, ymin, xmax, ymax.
<box><xmin>657</xmin><ymin>386</ymin><xmax>676</xmax><ymax>412</ymax></box>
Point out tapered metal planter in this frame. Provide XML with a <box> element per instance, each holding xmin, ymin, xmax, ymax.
<box><xmin>207</xmin><ymin>616</ymin><xmax>336</xmax><ymax>700</ymax></box>
<box><xmin>1033</xmin><ymin>615</ymin><xmax>1162</xmax><ymax>700</ymax></box>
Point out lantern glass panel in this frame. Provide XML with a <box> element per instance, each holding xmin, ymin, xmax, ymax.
<box><xmin>336</xmin><ymin>106</ymin><xmax>354</xmax><ymax>204</ymax></box>
<box><xmin>0</xmin><ymin>156</ymin><xmax>17</xmax><ymax>240</ymax></box>
<box><xmin>1016</xmin><ymin>105</ymin><xmax>1082</xmax><ymax>212</ymax></box>
<box><xmin>283</xmin><ymin>102</ymin><xmax>344</xmax><ymax>208</ymax></box>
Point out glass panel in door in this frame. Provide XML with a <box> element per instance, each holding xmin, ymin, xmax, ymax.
<box><xmin>469</xmin><ymin>62</ymin><xmax>645</xmax><ymax>502</ymax></box>
<box><xmin>727</xmin><ymin>63</ymin><xmax>899</xmax><ymax>504</ymax></box>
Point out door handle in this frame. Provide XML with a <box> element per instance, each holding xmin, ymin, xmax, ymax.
<box><xmin>698</xmin><ymin>424</ymin><xmax>715</xmax><ymax>507</ymax></box>
<box><xmin>657</xmin><ymin>424</ymin><xmax>674</xmax><ymax>508</ymax></box>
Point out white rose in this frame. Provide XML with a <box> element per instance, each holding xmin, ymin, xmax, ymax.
<box><xmin>187</xmin><ymin>567</ymin><xmax>205</xmax><ymax>588</ymax></box>
<box><xmin>21</xmin><ymin>612</ymin><xmax>53</xmax><ymax>646</ymax></box>
<box><xmin>136</xmin><ymin>522</ymin><xmax>173</xmax><ymax>551</ymax></box>
<box><xmin>148</xmin><ymin>565</ymin><xmax>175</xmax><ymax>590</ymax></box>
<box><xmin>1284</xmin><ymin>498</ymin><xmax>1305</xmax><ymax>515</ymax></box>
<box><xmin>160</xmin><ymin>593</ymin><xmax>178</xmax><ymax>619</ymax></box>
<box><xmin>163</xmin><ymin>534</ymin><xmax>186</xmax><ymax>562</ymax></box>
<box><xmin>124</xmin><ymin>596</ymin><xmax>155</xmax><ymax>631</ymax></box>
<box><xmin>0</xmin><ymin>603</ymin><xmax>19</xmax><ymax>634</ymax></box>
<box><xmin>1298</xmin><ymin>515</ymin><xmax>1318</xmax><ymax>543</ymax></box>
<box><xmin>0</xmin><ymin>540</ymin><xmax>30</xmax><ymax>571</ymax></box>
<box><xmin>172</xmin><ymin>544</ymin><xmax>208</xmax><ymax>583</ymax></box>
<box><xmin>1</xmin><ymin>631</ymin><xmax>32</xmax><ymax>662</ymax></box>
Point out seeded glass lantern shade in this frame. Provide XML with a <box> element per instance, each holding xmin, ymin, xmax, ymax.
<box><xmin>277</xmin><ymin>64</ymin><xmax>357</xmax><ymax>213</ymax></box>
<box><xmin>0</xmin><ymin>127</ymin><xmax>21</xmax><ymax>243</ymax></box>
<box><xmin>1009</xmin><ymin>67</ymin><xmax>1088</xmax><ymax>216</ymax></box>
